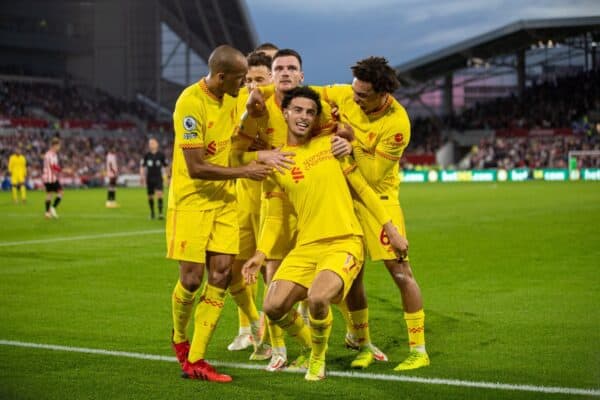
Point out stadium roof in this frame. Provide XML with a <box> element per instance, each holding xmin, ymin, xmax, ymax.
<box><xmin>160</xmin><ymin>0</ymin><xmax>257</xmax><ymax>60</ymax></box>
<box><xmin>396</xmin><ymin>16</ymin><xmax>600</xmax><ymax>84</ymax></box>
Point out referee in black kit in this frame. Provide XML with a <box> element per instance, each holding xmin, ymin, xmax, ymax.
<box><xmin>140</xmin><ymin>138</ymin><xmax>168</xmax><ymax>219</ymax></box>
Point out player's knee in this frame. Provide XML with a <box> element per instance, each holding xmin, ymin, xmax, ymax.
<box><xmin>180</xmin><ymin>273</ymin><xmax>202</xmax><ymax>292</ymax></box>
<box><xmin>386</xmin><ymin>260</ymin><xmax>415</xmax><ymax>286</ymax></box>
<box><xmin>207</xmin><ymin>266</ymin><xmax>232</xmax><ymax>289</ymax></box>
<box><xmin>263</xmin><ymin>299</ymin><xmax>287</xmax><ymax>321</ymax></box>
<box><xmin>307</xmin><ymin>291</ymin><xmax>332</xmax><ymax>316</ymax></box>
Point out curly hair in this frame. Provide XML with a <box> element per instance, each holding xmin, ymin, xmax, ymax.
<box><xmin>281</xmin><ymin>86</ymin><xmax>322</xmax><ymax>116</ymax></box>
<box><xmin>351</xmin><ymin>56</ymin><xmax>400</xmax><ymax>93</ymax></box>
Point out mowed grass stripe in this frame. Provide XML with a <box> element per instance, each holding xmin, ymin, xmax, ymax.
<box><xmin>0</xmin><ymin>229</ymin><xmax>164</xmax><ymax>247</ymax></box>
<box><xmin>1</xmin><ymin>340</ymin><xmax>598</xmax><ymax>397</ymax></box>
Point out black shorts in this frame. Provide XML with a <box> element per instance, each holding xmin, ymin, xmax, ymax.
<box><xmin>108</xmin><ymin>177</ymin><xmax>117</xmax><ymax>186</ymax></box>
<box><xmin>146</xmin><ymin>178</ymin><xmax>163</xmax><ymax>195</ymax></box>
<box><xmin>44</xmin><ymin>181</ymin><xmax>62</xmax><ymax>193</ymax></box>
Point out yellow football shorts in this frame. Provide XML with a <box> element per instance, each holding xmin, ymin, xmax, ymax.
<box><xmin>166</xmin><ymin>203</ymin><xmax>239</xmax><ymax>264</ymax></box>
<box><xmin>272</xmin><ymin>235</ymin><xmax>364</xmax><ymax>300</ymax></box>
<box><xmin>11</xmin><ymin>173</ymin><xmax>25</xmax><ymax>185</ymax></box>
<box><xmin>354</xmin><ymin>200</ymin><xmax>409</xmax><ymax>262</ymax></box>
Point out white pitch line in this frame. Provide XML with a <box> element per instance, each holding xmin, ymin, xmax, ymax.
<box><xmin>0</xmin><ymin>340</ymin><xmax>598</xmax><ymax>397</ymax></box>
<box><xmin>0</xmin><ymin>229</ymin><xmax>164</xmax><ymax>247</ymax></box>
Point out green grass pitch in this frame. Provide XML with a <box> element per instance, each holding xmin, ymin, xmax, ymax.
<box><xmin>0</xmin><ymin>182</ymin><xmax>599</xmax><ymax>399</ymax></box>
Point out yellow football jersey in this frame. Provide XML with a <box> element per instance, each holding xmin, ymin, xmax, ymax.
<box><xmin>257</xmin><ymin>135</ymin><xmax>391</xmax><ymax>254</ymax></box>
<box><xmin>318</xmin><ymin>84</ymin><xmax>411</xmax><ymax>205</ymax></box>
<box><xmin>169</xmin><ymin>78</ymin><xmax>239</xmax><ymax>211</ymax></box>
<box><xmin>8</xmin><ymin>154</ymin><xmax>27</xmax><ymax>180</ymax></box>
<box><xmin>232</xmin><ymin>90</ymin><xmax>335</xmax><ymax>214</ymax></box>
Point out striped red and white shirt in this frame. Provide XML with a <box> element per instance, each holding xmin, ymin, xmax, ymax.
<box><xmin>106</xmin><ymin>152</ymin><xmax>118</xmax><ymax>178</ymax></box>
<box><xmin>42</xmin><ymin>150</ymin><xmax>60</xmax><ymax>183</ymax></box>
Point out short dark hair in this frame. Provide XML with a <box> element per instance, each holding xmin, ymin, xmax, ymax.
<box><xmin>273</xmin><ymin>48</ymin><xmax>302</xmax><ymax>68</ymax></box>
<box><xmin>255</xmin><ymin>42</ymin><xmax>278</xmax><ymax>52</ymax></box>
<box><xmin>281</xmin><ymin>86</ymin><xmax>322</xmax><ymax>116</ymax></box>
<box><xmin>247</xmin><ymin>51</ymin><xmax>272</xmax><ymax>70</ymax></box>
<box><xmin>351</xmin><ymin>56</ymin><xmax>400</xmax><ymax>94</ymax></box>
<box><xmin>51</xmin><ymin>137</ymin><xmax>60</xmax><ymax>146</ymax></box>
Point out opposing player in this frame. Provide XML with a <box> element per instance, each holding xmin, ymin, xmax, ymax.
<box><xmin>140</xmin><ymin>138</ymin><xmax>168</xmax><ymax>219</ymax></box>
<box><xmin>42</xmin><ymin>137</ymin><xmax>63</xmax><ymax>218</ymax></box>
<box><xmin>167</xmin><ymin>45</ymin><xmax>274</xmax><ymax>383</ymax></box>
<box><xmin>105</xmin><ymin>147</ymin><xmax>118</xmax><ymax>208</ymax></box>
<box><xmin>8</xmin><ymin>146</ymin><xmax>27</xmax><ymax>204</ymax></box>
<box><xmin>317</xmin><ymin>57</ymin><xmax>430</xmax><ymax>370</ymax></box>
<box><xmin>242</xmin><ymin>87</ymin><xmax>408</xmax><ymax>380</ymax></box>
<box><xmin>227</xmin><ymin>50</ymin><xmax>280</xmax><ymax>353</ymax></box>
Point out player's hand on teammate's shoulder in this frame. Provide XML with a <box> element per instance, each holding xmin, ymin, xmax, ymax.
<box><xmin>242</xmin><ymin>251</ymin><xmax>266</xmax><ymax>284</ymax></box>
<box><xmin>243</xmin><ymin>160</ymin><xmax>273</xmax><ymax>181</ymax></box>
<box><xmin>331</xmin><ymin>135</ymin><xmax>353</xmax><ymax>158</ymax></box>
<box><xmin>247</xmin><ymin>88</ymin><xmax>267</xmax><ymax>118</ymax></box>
<box><xmin>257</xmin><ymin>146</ymin><xmax>295</xmax><ymax>174</ymax></box>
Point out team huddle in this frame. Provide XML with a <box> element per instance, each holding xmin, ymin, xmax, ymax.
<box><xmin>167</xmin><ymin>43</ymin><xmax>429</xmax><ymax>382</ymax></box>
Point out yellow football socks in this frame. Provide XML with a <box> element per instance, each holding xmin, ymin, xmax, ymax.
<box><xmin>20</xmin><ymin>185</ymin><xmax>26</xmax><ymax>201</ymax></box>
<box><xmin>309</xmin><ymin>309</ymin><xmax>333</xmax><ymax>361</ymax></box>
<box><xmin>260</xmin><ymin>286</ymin><xmax>273</xmax><ymax>344</ymax></box>
<box><xmin>405</xmin><ymin>309</ymin><xmax>426</xmax><ymax>351</ymax></box>
<box><xmin>188</xmin><ymin>284</ymin><xmax>227</xmax><ymax>362</ymax></box>
<box><xmin>268</xmin><ymin>316</ymin><xmax>285</xmax><ymax>348</ymax></box>
<box><xmin>230</xmin><ymin>281</ymin><xmax>259</xmax><ymax>325</ymax></box>
<box><xmin>349</xmin><ymin>308</ymin><xmax>371</xmax><ymax>347</ymax></box>
<box><xmin>336</xmin><ymin>300</ymin><xmax>356</xmax><ymax>338</ymax></box>
<box><xmin>171</xmin><ymin>280</ymin><xmax>197</xmax><ymax>344</ymax></box>
<box><xmin>275</xmin><ymin>309</ymin><xmax>311</xmax><ymax>349</ymax></box>
<box><xmin>11</xmin><ymin>187</ymin><xmax>17</xmax><ymax>203</ymax></box>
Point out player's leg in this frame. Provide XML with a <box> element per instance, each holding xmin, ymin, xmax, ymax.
<box><xmin>341</xmin><ymin>261</ymin><xmax>389</xmax><ymax>369</ymax></box>
<box><xmin>181</xmin><ymin>252</ymin><xmax>234</xmax><ymax>382</ymax></box>
<box><xmin>19</xmin><ymin>181</ymin><xmax>26</xmax><ymax>203</ymax></box>
<box><xmin>50</xmin><ymin>185</ymin><xmax>62</xmax><ymax>218</ymax></box>
<box><xmin>263</xmin><ymin>279</ymin><xmax>310</xmax><ymax>352</ymax></box>
<box><xmin>172</xmin><ymin>260</ymin><xmax>204</xmax><ymax>364</ymax></box>
<box><xmin>385</xmin><ymin>258</ymin><xmax>429</xmax><ymax>370</ymax></box>
<box><xmin>156</xmin><ymin>186</ymin><xmax>164</xmax><ymax>219</ymax></box>
<box><xmin>257</xmin><ymin>259</ymin><xmax>295</xmax><ymax>369</ymax></box>
<box><xmin>187</xmin><ymin>252</ymin><xmax>233</xmax><ymax>362</ymax></box>
<box><xmin>147</xmin><ymin>183</ymin><xmax>155</xmax><ymax>219</ymax></box>
<box><xmin>106</xmin><ymin>177</ymin><xmax>117</xmax><ymax>207</ymax></box>
<box><xmin>305</xmin><ymin>238</ymin><xmax>362</xmax><ymax>380</ymax></box>
<box><xmin>304</xmin><ymin>270</ymin><xmax>341</xmax><ymax>381</ymax></box>
<box><xmin>229</xmin><ymin>259</ymin><xmax>261</xmax><ymax>350</ymax></box>
<box><xmin>182</xmin><ymin>203</ymin><xmax>239</xmax><ymax>381</ymax></box>
<box><xmin>11</xmin><ymin>180</ymin><xmax>18</xmax><ymax>204</ymax></box>
<box><xmin>167</xmin><ymin>208</ymin><xmax>206</xmax><ymax>366</ymax></box>
<box><xmin>228</xmin><ymin>209</ymin><xmax>260</xmax><ymax>351</ymax></box>
<box><xmin>44</xmin><ymin>184</ymin><xmax>52</xmax><ymax>217</ymax></box>
<box><xmin>380</xmin><ymin>204</ymin><xmax>428</xmax><ymax>370</ymax></box>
